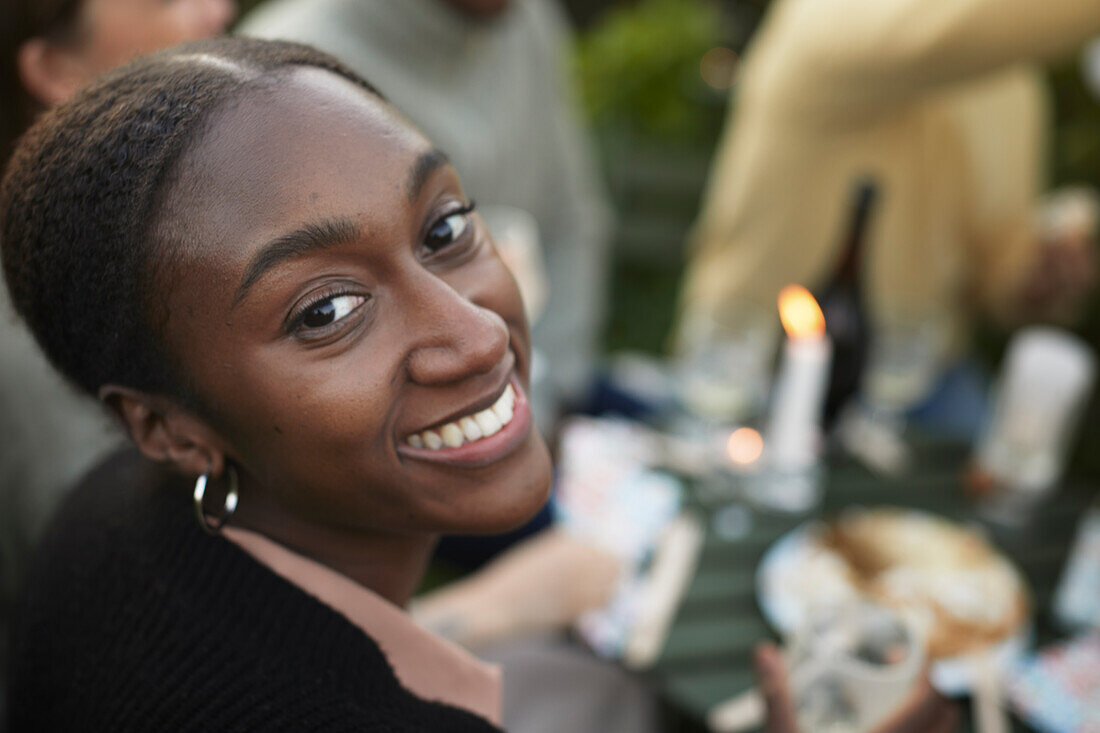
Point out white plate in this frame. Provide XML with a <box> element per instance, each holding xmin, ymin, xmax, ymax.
<box><xmin>755</xmin><ymin>517</ymin><xmax>1032</xmax><ymax>696</ymax></box>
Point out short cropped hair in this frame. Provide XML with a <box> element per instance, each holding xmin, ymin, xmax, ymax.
<box><xmin>1</xmin><ymin>37</ymin><xmax>382</xmax><ymax>403</ymax></box>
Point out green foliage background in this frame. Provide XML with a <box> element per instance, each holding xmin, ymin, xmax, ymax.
<box><xmin>574</xmin><ymin>0</ymin><xmax>728</xmax><ymax>144</ymax></box>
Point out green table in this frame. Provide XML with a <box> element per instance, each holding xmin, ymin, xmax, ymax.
<box><xmin>647</xmin><ymin>435</ymin><xmax>1095</xmax><ymax>731</ymax></box>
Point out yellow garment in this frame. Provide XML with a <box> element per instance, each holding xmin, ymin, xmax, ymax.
<box><xmin>680</xmin><ymin>0</ymin><xmax>1100</xmax><ymax>354</ymax></box>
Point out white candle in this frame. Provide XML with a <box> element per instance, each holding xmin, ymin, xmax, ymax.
<box><xmin>766</xmin><ymin>286</ymin><xmax>833</xmax><ymax>469</ymax></box>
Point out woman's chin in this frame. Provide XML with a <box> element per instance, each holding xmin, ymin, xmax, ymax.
<box><xmin>449</xmin><ymin>435</ymin><xmax>552</xmax><ymax>535</ymax></box>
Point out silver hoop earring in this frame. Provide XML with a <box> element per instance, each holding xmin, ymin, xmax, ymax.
<box><xmin>193</xmin><ymin>464</ymin><xmax>239</xmax><ymax>535</ymax></box>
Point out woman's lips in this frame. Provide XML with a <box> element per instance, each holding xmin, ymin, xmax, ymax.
<box><xmin>396</xmin><ymin>376</ymin><xmax>532</xmax><ymax>468</ymax></box>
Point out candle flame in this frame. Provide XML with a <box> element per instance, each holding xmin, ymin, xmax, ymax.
<box><xmin>778</xmin><ymin>285</ymin><xmax>825</xmax><ymax>338</ymax></box>
<box><xmin>727</xmin><ymin>427</ymin><xmax>764</xmax><ymax>466</ymax></box>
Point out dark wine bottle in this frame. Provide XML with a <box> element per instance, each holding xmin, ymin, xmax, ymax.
<box><xmin>816</xmin><ymin>179</ymin><xmax>878</xmax><ymax>427</ymax></box>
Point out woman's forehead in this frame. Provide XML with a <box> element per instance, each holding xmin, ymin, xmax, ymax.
<box><xmin>162</xmin><ymin>66</ymin><xmax>432</xmax><ymax>261</ymax></box>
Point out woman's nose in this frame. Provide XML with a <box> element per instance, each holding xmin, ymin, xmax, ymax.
<box><xmin>403</xmin><ymin>279</ymin><xmax>510</xmax><ymax>386</ymax></box>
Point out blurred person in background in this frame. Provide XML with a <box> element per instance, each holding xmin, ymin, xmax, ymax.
<box><xmin>678</xmin><ymin>0</ymin><xmax>1100</xmax><ymax>437</ymax></box>
<box><xmin>1</xmin><ymin>0</ymin><xmax>235</xmax><ymax>161</ymax></box>
<box><xmin>0</xmin><ymin>0</ymin><xmax>234</xmax><ymax>721</ymax></box>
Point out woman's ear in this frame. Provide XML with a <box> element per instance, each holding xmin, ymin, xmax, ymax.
<box><xmin>16</xmin><ymin>37</ymin><xmax>89</xmax><ymax>108</ymax></box>
<box><xmin>99</xmin><ymin>385</ymin><xmax>228</xmax><ymax>478</ymax></box>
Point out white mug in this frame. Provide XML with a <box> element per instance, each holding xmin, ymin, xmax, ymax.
<box><xmin>787</xmin><ymin>601</ymin><xmax>926</xmax><ymax>733</ymax></box>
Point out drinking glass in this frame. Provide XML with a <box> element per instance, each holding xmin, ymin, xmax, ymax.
<box><xmin>787</xmin><ymin>601</ymin><xmax>925</xmax><ymax>733</ymax></box>
<box><xmin>838</xmin><ymin>313</ymin><xmax>947</xmax><ymax>476</ymax></box>
<box><xmin>863</xmin><ymin>315</ymin><xmax>946</xmax><ymax>416</ymax></box>
<box><xmin>675</xmin><ymin>303</ymin><xmax>776</xmax><ymax>424</ymax></box>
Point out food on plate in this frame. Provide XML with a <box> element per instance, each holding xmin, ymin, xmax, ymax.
<box><xmin>787</xmin><ymin>509</ymin><xmax>1029</xmax><ymax>659</ymax></box>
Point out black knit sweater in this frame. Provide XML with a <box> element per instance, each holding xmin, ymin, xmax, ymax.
<box><xmin>6</xmin><ymin>449</ymin><xmax>501</xmax><ymax>732</ymax></box>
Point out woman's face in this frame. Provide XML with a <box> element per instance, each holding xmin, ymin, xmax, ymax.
<box><xmin>156</xmin><ymin>66</ymin><xmax>552</xmax><ymax>536</ymax></box>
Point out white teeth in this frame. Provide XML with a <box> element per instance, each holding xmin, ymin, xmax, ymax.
<box><xmin>474</xmin><ymin>409</ymin><xmax>503</xmax><ymax>437</ymax></box>
<box><xmin>406</xmin><ymin>384</ymin><xmax>518</xmax><ymax>450</ymax></box>
<box><xmin>459</xmin><ymin>417</ymin><xmax>483</xmax><ymax>441</ymax></box>
<box><xmin>492</xmin><ymin>399</ymin><xmax>513</xmax><ymax>424</ymax></box>
<box><xmin>440</xmin><ymin>423</ymin><xmax>465</xmax><ymax>448</ymax></box>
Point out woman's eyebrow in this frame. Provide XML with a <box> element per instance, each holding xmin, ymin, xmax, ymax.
<box><xmin>406</xmin><ymin>147</ymin><xmax>450</xmax><ymax>202</ymax></box>
<box><xmin>232</xmin><ymin>218</ymin><xmax>360</xmax><ymax>307</ymax></box>
<box><xmin>230</xmin><ymin>147</ymin><xmax>448</xmax><ymax>307</ymax></box>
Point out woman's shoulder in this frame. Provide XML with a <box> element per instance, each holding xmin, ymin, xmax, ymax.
<box><xmin>8</xmin><ymin>449</ymin><xmax>502</xmax><ymax>732</ymax></box>
<box><xmin>17</xmin><ymin>447</ymin><xmax>186</xmax><ymax>605</ymax></box>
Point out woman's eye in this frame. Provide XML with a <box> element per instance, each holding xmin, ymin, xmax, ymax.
<box><xmin>424</xmin><ymin>211</ymin><xmax>471</xmax><ymax>253</ymax></box>
<box><xmin>299</xmin><ymin>294</ymin><xmax>366</xmax><ymax>330</ymax></box>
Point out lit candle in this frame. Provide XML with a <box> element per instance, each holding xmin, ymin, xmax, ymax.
<box><xmin>765</xmin><ymin>285</ymin><xmax>833</xmax><ymax>469</ymax></box>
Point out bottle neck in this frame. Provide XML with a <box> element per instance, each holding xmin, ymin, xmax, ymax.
<box><xmin>830</xmin><ymin>181</ymin><xmax>878</xmax><ymax>288</ymax></box>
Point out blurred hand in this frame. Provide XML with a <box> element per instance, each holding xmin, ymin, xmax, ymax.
<box><xmin>1017</xmin><ymin>239</ymin><xmax>1096</xmax><ymax>320</ymax></box>
<box><xmin>412</xmin><ymin>529</ymin><xmax>621</xmax><ymax>649</ymax></box>
<box><xmin>1019</xmin><ymin>191</ymin><xmax>1099</xmax><ymax>320</ymax></box>
<box><xmin>753</xmin><ymin>642</ymin><xmax>961</xmax><ymax>733</ymax></box>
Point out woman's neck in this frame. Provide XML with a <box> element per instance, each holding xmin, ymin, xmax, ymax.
<box><xmin>234</xmin><ymin>498</ymin><xmax>438</xmax><ymax>608</ymax></box>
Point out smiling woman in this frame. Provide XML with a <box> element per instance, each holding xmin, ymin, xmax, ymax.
<box><xmin>1</xmin><ymin>36</ymin><xmax>551</xmax><ymax>731</ymax></box>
